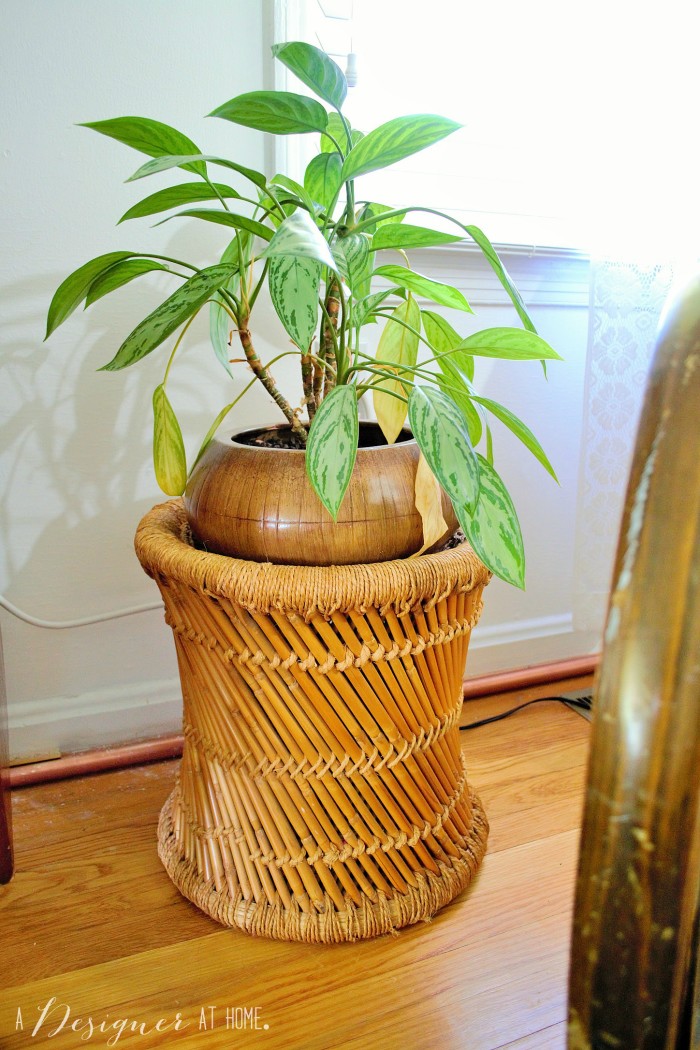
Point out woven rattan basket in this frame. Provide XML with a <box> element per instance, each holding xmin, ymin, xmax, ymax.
<box><xmin>135</xmin><ymin>500</ymin><xmax>491</xmax><ymax>942</ymax></box>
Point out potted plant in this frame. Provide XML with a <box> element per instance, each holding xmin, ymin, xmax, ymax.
<box><xmin>45</xmin><ymin>41</ymin><xmax>560</xmax><ymax>941</ymax></box>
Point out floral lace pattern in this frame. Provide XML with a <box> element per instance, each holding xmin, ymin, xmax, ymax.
<box><xmin>573</xmin><ymin>259</ymin><xmax>674</xmax><ymax>634</ymax></box>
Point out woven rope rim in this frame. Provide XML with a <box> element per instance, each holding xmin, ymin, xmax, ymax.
<box><xmin>135</xmin><ymin>499</ymin><xmax>491</xmax><ymax>618</ymax></box>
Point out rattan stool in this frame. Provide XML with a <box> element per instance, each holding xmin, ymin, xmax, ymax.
<box><xmin>135</xmin><ymin>500</ymin><xmax>490</xmax><ymax>942</ymax></box>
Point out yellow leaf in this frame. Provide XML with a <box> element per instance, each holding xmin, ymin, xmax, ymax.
<box><xmin>413</xmin><ymin>451</ymin><xmax>448</xmax><ymax>556</ymax></box>
<box><xmin>373</xmin><ymin>295</ymin><xmax>420</xmax><ymax>443</ymax></box>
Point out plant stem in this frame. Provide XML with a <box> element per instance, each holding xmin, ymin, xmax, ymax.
<box><xmin>320</xmin><ymin>275</ymin><xmax>341</xmax><ymax>399</ymax></box>
<box><xmin>237</xmin><ymin>314</ymin><xmax>306</xmax><ymax>440</ymax></box>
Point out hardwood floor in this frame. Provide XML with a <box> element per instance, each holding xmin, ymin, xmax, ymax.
<box><xmin>0</xmin><ymin>678</ymin><xmax>592</xmax><ymax>1049</ymax></box>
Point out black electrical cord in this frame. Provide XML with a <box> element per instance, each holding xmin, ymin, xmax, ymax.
<box><xmin>460</xmin><ymin>694</ymin><xmax>593</xmax><ymax>731</ymax></box>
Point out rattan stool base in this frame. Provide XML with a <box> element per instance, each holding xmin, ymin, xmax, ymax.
<box><xmin>136</xmin><ymin>500</ymin><xmax>491</xmax><ymax>942</ymax></box>
<box><xmin>158</xmin><ymin>782</ymin><xmax>488</xmax><ymax>941</ymax></box>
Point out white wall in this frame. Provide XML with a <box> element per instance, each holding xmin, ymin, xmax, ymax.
<box><xmin>1</xmin><ymin>1</ymin><xmax>600</xmax><ymax>761</ymax></box>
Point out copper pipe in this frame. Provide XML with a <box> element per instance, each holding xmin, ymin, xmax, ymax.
<box><xmin>8</xmin><ymin>734</ymin><xmax>183</xmax><ymax>789</ymax></box>
<box><xmin>462</xmin><ymin>654</ymin><xmax>599</xmax><ymax>698</ymax></box>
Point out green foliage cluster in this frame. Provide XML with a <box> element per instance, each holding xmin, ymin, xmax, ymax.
<box><xmin>47</xmin><ymin>41</ymin><xmax>561</xmax><ymax>587</ymax></box>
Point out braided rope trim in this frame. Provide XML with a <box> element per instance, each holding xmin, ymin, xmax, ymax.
<box><xmin>173</xmin><ymin>760</ymin><xmax>470</xmax><ymax>870</ymax></box>
<box><xmin>135</xmin><ymin>500</ymin><xmax>490</xmax><ymax>619</ymax></box>
<box><xmin>166</xmin><ymin>604</ymin><xmax>482</xmax><ymax>675</ymax></box>
<box><xmin>158</xmin><ymin>786</ymin><xmax>489</xmax><ymax>942</ymax></box>
<box><xmin>181</xmin><ymin>693</ymin><xmax>462</xmax><ymax>781</ymax></box>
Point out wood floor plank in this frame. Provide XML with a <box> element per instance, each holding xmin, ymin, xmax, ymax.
<box><xmin>0</xmin><ymin>677</ymin><xmax>591</xmax><ymax>1050</ymax></box>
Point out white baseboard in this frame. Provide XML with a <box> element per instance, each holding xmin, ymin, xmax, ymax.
<box><xmin>8</xmin><ymin>677</ymin><xmax>183</xmax><ymax>762</ymax></box>
<box><xmin>469</xmin><ymin>612</ymin><xmax>573</xmax><ymax>650</ymax></box>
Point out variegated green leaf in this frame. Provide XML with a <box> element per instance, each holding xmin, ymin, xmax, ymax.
<box><xmin>470</xmin><ymin>395</ymin><xmax>558</xmax><ymax>480</ymax></box>
<box><xmin>209</xmin><ymin>236</ymin><xmax>243</xmax><ymax>378</ymax></box>
<box><xmin>190</xmin><ymin>400</ymin><xmax>238</xmax><ymax>473</ymax></box>
<box><xmin>155</xmin><ymin>208</ymin><xmax>273</xmax><ymax>242</ymax></box>
<box><xmin>262</xmin><ymin>210</ymin><xmax>337</xmax><ymax>271</ymax></box>
<box><xmin>210</xmin><ymin>91</ymin><xmax>329</xmax><ymax>136</ymax></box>
<box><xmin>422</xmin><ymin>308</ymin><xmax>474</xmax><ymax>382</ymax></box>
<box><xmin>306</xmin><ymin>385</ymin><xmax>358</xmax><ymax>520</ymax></box>
<box><xmin>408</xmin><ymin>385</ymin><xmax>479</xmax><ymax>514</ymax></box>
<box><xmin>332</xmin><ymin>232</ymin><xmax>370</xmax><ymax>292</ymax></box>
<box><xmin>46</xmin><ymin>251</ymin><xmax>137</xmax><ymax>337</ymax></box>
<box><xmin>373</xmin><ymin>296</ymin><xmax>420</xmax><ymax>444</ymax></box>
<box><xmin>152</xmin><ymin>384</ymin><xmax>187</xmax><ymax>496</ymax></box>
<box><xmin>452</xmin><ymin>327</ymin><xmax>562</xmax><ymax>363</ymax></box>
<box><xmin>304</xmin><ymin>152</ymin><xmax>342</xmax><ymax>211</ymax></box>
<box><xmin>341</xmin><ymin>115</ymin><xmax>461</xmax><ymax>181</ymax></box>
<box><xmin>125</xmin><ymin>153</ymin><xmax>266</xmax><ymax>190</ymax></box>
<box><xmin>272</xmin><ymin>42</ymin><xmax>347</xmax><ymax>110</ymax></box>
<box><xmin>357</xmin><ymin>202</ymin><xmax>405</xmax><ymax>232</ymax></box>
<box><xmin>465</xmin><ymin>225</ymin><xmax>536</xmax><ymax>333</ymax></box>
<box><xmin>118</xmin><ymin>182</ymin><xmax>240</xmax><ymax>223</ymax></box>
<box><xmin>371</xmin><ymin>224</ymin><xmax>463</xmax><ymax>251</ymax></box>
<box><xmin>85</xmin><ymin>259</ymin><xmax>170</xmax><ymax>306</ymax></box>
<box><xmin>353</xmin><ymin>287</ymin><xmax>397</xmax><ymax>328</ymax></box>
<box><xmin>320</xmin><ymin>112</ymin><xmax>361</xmax><ymax>154</ymax></box>
<box><xmin>269</xmin><ymin>255</ymin><xmax>321</xmax><ymax>350</ymax></box>
<box><xmin>436</xmin><ymin>360</ymin><xmax>483</xmax><ymax>446</ymax></box>
<box><xmin>374</xmin><ymin>265</ymin><xmax>472</xmax><ymax>313</ymax></box>
<box><xmin>269</xmin><ymin>173</ymin><xmax>318</xmax><ymax>214</ymax></box>
<box><xmin>100</xmin><ymin>263</ymin><xmax>238</xmax><ymax>371</ymax></box>
<box><xmin>456</xmin><ymin>455</ymin><xmax>525</xmax><ymax>589</ymax></box>
<box><xmin>80</xmin><ymin>117</ymin><xmax>207</xmax><ymax>177</ymax></box>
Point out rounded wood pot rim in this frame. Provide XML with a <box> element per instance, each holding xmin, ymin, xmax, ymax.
<box><xmin>136</xmin><ymin>500</ymin><xmax>490</xmax><ymax>617</ymax></box>
<box><xmin>226</xmin><ymin>421</ymin><xmax>417</xmax><ymax>453</ymax></box>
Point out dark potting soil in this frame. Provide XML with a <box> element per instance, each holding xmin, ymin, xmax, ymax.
<box><xmin>235</xmin><ymin>422</ymin><xmax>414</xmax><ymax>452</ymax></box>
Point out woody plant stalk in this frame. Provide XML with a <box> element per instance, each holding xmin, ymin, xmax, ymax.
<box><xmin>46</xmin><ymin>41</ymin><xmax>561</xmax><ymax>588</ymax></box>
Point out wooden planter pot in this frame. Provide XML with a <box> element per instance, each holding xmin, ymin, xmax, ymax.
<box><xmin>135</xmin><ymin>500</ymin><xmax>490</xmax><ymax>942</ymax></box>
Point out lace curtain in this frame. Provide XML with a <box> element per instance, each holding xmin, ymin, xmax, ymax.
<box><xmin>573</xmin><ymin>259</ymin><xmax>675</xmax><ymax>636</ymax></box>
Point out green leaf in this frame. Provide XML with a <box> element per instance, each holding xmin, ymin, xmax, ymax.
<box><xmin>152</xmin><ymin>384</ymin><xmax>187</xmax><ymax>496</ymax></box>
<box><xmin>190</xmin><ymin>400</ymin><xmax>238</xmax><ymax>474</ymax></box>
<box><xmin>356</xmin><ymin>203</ymin><xmax>405</xmax><ymax>232</ymax></box>
<box><xmin>85</xmin><ymin>259</ymin><xmax>169</xmax><ymax>306</ymax></box>
<box><xmin>408</xmin><ymin>385</ymin><xmax>479</xmax><ymax>514</ymax></box>
<box><xmin>125</xmin><ymin>153</ymin><xmax>267</xmax><ymax>190</ymax></box>
<box><xmin>210</xmin><ymin>91</ymin><xmax>329</xmax><ymax>135</ymax></box>
<box><xmin>272</xmin><ymin>41</ymin><xmax>347</xmax><ymax>110</ymax></box>
<box><xmin>464</xmin><ymin>225</ymin><xmax>536</xmax><ymax>333</ymax></box>
<box><xmin>435</xmin><ymin>360</ymin><xmax>483</xmax><ymax>446</ymax></box>
<box><xmin>456</xmin><ymin>455</ymin><xmax>525</xmax><ymax>589</ymax></box>
<box><xmin>46</xmin><ymin>251</ymin><xmax>136</xmax><ymax>337</ymax></box>
<box><xmin>209</xmin><ymin>297</ymin><xmax>235</xmax><ymax>378</ymax></box>
<box><xmin>341</xmin><ymin>115</ymin><xmax>461</xmax><ymax>181</ymax></box>
<box><xmin>373</xmin><ymin>296</ymin><xmax>420</xmax><ymax>443</ymax></box>
<box><xmin>371</xmin><ymin>224</ymin><xmax>463</xmax><ymax>252</ymax></box>
<box><xmin>268</xmin><ymin>255</ymin><xmax>321</xmax><ymax>350</ymax></box>
<box><xmin>80</xmin><ymin>116</ymin><xmax>207</xmax><ymax>178</ymax></box>
<box><xmin>261</xmin><ymin>210</ymin><xmax>337</xmax><ymax>271</ymax></box>
<box><xmin>374</xmin><ymin>265</ymin><xmax>472</xmax><ymax>313</ymax></box>
<box><xmin>118</xmin><ymin>182</ymin><xmax>240</xmax><ymax>223</ymax></box>
<box><xmin>320</xmin><ymin>112</ymin><xmax>362</xmax><ymax>154</ymax></box>
<box><xmin>306</xmin><ymin>385</ymin><xmax>358</xmax><ymax>520</ymax></box>
<box><xmin>453</xmin><ymin>327</ymin><xmax>562</xmax><ymax>362</ymax></box>
<box><xmin>304</xmin><ymin>152</ymin><xmax>342</xmax><ymax>211</ymax></box>
<box><xmin>269</xmin><ymin>173</ymin><xmax>319</xmax><ymax>215</ymax></box>
<box><xmin>469</xmin><ymin>395</ymin><xmax>558</xmax><ymax>481</ymax></box>
<box><xmin>209</xmin><ymin>236</ymin><xmax>243</xmax><ymax>379</ymax></box>
<box><xmin>100</xmin><ymin>263</ymin><xmax>238</xmax><ymax>371</ymax></box>
<box><xmin>155</xmin><ymin>208</ymin><xmax>274</xmax><ymax>242</ymax></box>
<box><xmin>353</xmin><ymin>287</ymin><xmax>397</xmax><ymax>329</ymax></box>
<box><xmin>332</xmin><ymin>232</ymin><xmax>370</xmax><ymax>292</ymax></box>
<box><xmin>421</xmin><ymin>309</ymin><xmax>474</xmax><ymax>382</ymax></box>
